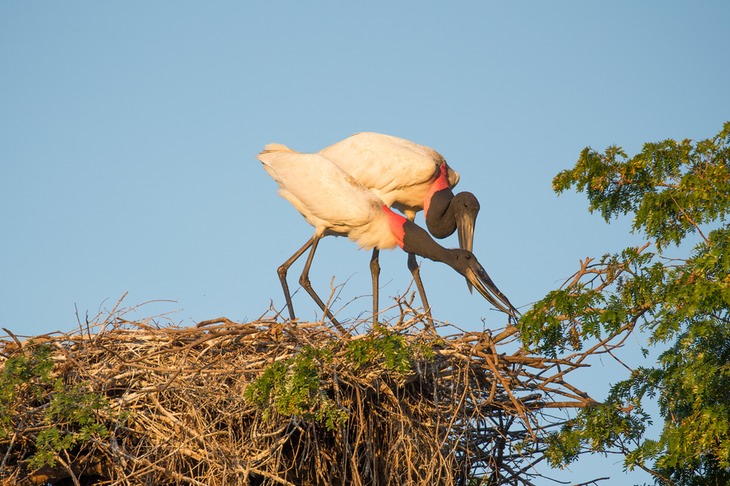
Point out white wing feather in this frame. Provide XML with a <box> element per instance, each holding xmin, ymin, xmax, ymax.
<box><xmin>319</xmin><ymin>132</ymin><xmax>459</xmax><ymax>211</ymax></box>
<box><xmin>257</xmin><ymin>144</ymin><xmax>398</xmax><ymax>250</ymax></box>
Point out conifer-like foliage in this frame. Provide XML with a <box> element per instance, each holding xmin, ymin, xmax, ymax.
<box><xmin>521</xmin><ymin>122</ymin><xmax>730</xmax><ymax>484</ymax></box>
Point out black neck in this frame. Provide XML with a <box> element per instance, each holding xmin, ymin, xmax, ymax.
<box><xmin>402</xmin><ymin>220</ymin><xmax>456</xmax><ymax>265</ymax></box>
<box><xmin>425</xmin><ymin>188</ymin><xmax>456</xmax><ymax>239</ymax></box>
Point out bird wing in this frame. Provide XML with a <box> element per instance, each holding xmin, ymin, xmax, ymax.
<box><xmin>257</xmin><ymin>145</ymin><xmax>384</xmax><ymax>231</ymax></box>
<box><xmin>318</xmin><ymin>132</ymin><xmax>458</xmax><ymax>208</ymax></box>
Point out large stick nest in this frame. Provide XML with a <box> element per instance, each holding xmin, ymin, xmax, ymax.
<box><xmin>0</xmin><ymin>303</ymin><xmax>594</xmax><ymax>486</ymax></box>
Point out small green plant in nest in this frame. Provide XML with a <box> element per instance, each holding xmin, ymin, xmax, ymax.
<box><xmin>0</xmin><ymin>343</ymin><xmax>123</xmax><ymax>469</ymax></box>
<box><xmin>245</xmin><ymin>325</ymin><xmax>437</xmax><ymax>431</ymax></box>
<box><xmin>244</xmin><ymin>344</ymin><xmax>346</xmax><ymax>430</ymax></box>
<box><xmin>345</xmin><ymin>324</ymin><xmax>431</xmax><ymax>373</ymax></box>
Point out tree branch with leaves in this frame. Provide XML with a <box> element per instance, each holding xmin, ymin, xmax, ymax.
<box><xmin>520</xmin><ymin>122</ymin><xmax>730</xmax><ymax>485</ymax></box>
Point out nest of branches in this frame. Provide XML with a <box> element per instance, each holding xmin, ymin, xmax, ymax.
<box><xmin>0</xmin><ymin>301</ymin><xmax>595</xmax><ymax>486</ymax></box>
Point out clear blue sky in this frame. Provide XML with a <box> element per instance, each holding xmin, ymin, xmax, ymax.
<box><xmin>2</xmin><ymin>2</ymin><xmax>728</xmax><ymax>484</ymax></box>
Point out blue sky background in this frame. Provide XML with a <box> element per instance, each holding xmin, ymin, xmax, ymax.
<box><xmin>2</xmin><ymin>2</ymin><xmax>728</xmax><ymax>484</ymax></box>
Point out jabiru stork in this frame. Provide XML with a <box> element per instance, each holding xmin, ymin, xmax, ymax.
<box><xmin>320</xmin><ymin>132</ymin><xmax>482</xmax><ymax>325</ymax></box>
<box><xmin>319</xmin><ymin>132</ymin><xmax>478</xmax><ymax>250</ymax></box>
<box><xmin>257</xmin><ymin>143</ymin><xmax>518</xmax><ymax>332</ymax></box>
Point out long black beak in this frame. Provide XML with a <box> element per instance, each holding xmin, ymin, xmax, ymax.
<box><xmin>456</xmin><ymin>210</ymin><xmax>476</xmax><ymax>253</ymax></box>
<box><xmin>456</xmin><ymin>210</ymin><xmax>477</xmax><ymax>292</ymax></box>
<box><xmin>464</xmin><ymin>256</ymin><xmax>519</xmax><ymax>321</ymax></box>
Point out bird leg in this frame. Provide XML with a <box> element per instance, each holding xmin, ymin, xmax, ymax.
<box><xmin>407</xmin><ymin>253</ymin><xmax>435</xmax><ymax>332</ymax></box>
<box><xmin>369</xmin><ymin>249</ymin><xmax>380</xmax><ymax>327</ymax></box>
<box><xmin>277</xmin><ymin>236</ymin><xmax>316</xmax><ymax>321</ymax></box>
<box><xmin>298</xmin><ymin>236</ymin><xmax>347</xmax><ymax>334</ymax></box>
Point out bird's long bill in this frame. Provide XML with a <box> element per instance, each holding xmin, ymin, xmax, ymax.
<box><xmin>465</xmin><ymin>262</ymin><xmax>519</xmax><ymax>320</ymax></box>
<box><xmin>457</xmin><ymin>211</ymin><xmax>477</xmax><ymax>292</ymax></box>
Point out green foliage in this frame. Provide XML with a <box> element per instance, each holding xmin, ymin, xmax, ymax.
<box><xmin>520</xmin><ymin>246</ymin><xmax>658</xmax><ymax>358</ymax></box>
<box><xmin>345</xmin><ymin>324</ymin><xmax>433</xmax><ymax>373</ymax></box>
<box><xmin>0</xmin><ymin>344</ymin><xmax>54</xmax><ymax>438</ymax></box>
<box><xmin>244</xmin><ymin>326</ymin><xmax>436</xmax><ymax>431</ymax></box>
<box><xmin>29</xmin><ymin>383</ymin><xmax>115</xmax><ymax>469</ymax></box>
<box><xmin>528</xmin><ymin>122</ymin><xmax>730</xmax><ymax>485</ymax></box>
<box><xmin>553</xmin><ymin>123</ymin><xmax>730</xmax><ymax>250</ymax></box>
<box><xmin>244</xmin><ymin>345</ymin><xmax>343</xmax><ymax>427</ymax></box>
<box><xmin>0</xmin><ymin>344</ymin><xmax>119</xmax><ymax>469</ymax></box>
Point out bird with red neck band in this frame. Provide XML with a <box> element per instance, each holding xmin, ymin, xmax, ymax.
<box><xmin>319</xmin><ymin>132</ymin><xmax>480</xmax><ymax>251</ymax></box>
<box><xmin>301</xmin><ymin>132</ymin><xmax>483</xmax><ymax>324</ymax></box>
<box><xmin>256</xmin><ymin>144</ymin><xmax>518</xmax><ymax>332</ymax></box>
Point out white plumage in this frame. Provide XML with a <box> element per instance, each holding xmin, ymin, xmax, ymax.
<box><xmin>258</xmin><ymin>143</ymin><xmax>400</xmax><ymax>251</ymax></box>
<box><xmin>318</xmin><ymin>132</ymin><xmax>459</xmax><ymax>219</ymax></box>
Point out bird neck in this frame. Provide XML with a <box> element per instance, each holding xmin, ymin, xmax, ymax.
<box><xmin>423</xmin><ymin>164</ymin><xmax>451</xmax><ymax>216</ymax></box>
<box><xmin>384</xmin><ymin>205</ymin><xmax>452</xmax><ymax>262</ymax></box>
<box><xmin>425</xmin><ymin>188</ymin><xmax>457</xmax><ymax>239</ymax></box>
<box><xmin>401</xmin><ymin>219</ymin><xmax>455</xmax><ymax>265</ymax></box>
<box><xmin>383</xmin><ymin>205</ymin><xmax>407</xmax><ymax>248</ymax></box>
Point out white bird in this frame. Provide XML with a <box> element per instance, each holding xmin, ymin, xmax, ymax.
<box><xmin>320</xmin><ymin>132</ymin><xmax>480</xmax><ymax>244</ymax></box>
<box><xmin>319</xmin><ymin>132</ymin><xmax>484</xmax><ymax>323</ymax></box>
<box><xmin>257</xmin><ymin>143</ymin><xmax>518</xmax><ymax>332</ymax></box>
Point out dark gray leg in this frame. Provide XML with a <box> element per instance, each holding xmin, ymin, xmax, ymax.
<box><xmin>370</xmin><ymin>249</ymin><xmax>380</xmax><ymax>326</ymax></box>
<box><xmin>277</xmin><ymin>236</ymin><xmax>316</xmax><ymax>320</ymax></box>
<box><xmin>408</xmin><ymin>253</ymin><xmax>435</xmax><ymax>332</ymax></box>
<box><xmin>298</xmin><ymin>236</ymin><xmax>347</xmax><ymax>334</ymax></box>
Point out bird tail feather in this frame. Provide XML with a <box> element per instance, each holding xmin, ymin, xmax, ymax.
<box><xmin>260</xmin><ymin>143</ymin><xmax>299</xmax><ymax>155</ymax></box>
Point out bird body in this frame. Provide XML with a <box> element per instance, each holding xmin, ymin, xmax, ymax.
<box><xmin>318</xmin><ymin>132</ymin><xmax>459</xmax><ymax>220</ymax></box>
<box><xmin>318</xmin><ymin>132</ymin><xmax>482</xmax><ymax>299</ymax></box>
<box><xmin>259</xmin><ymin>143</ymin><xmax>402</xmax><ymax>251</ymax></box>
